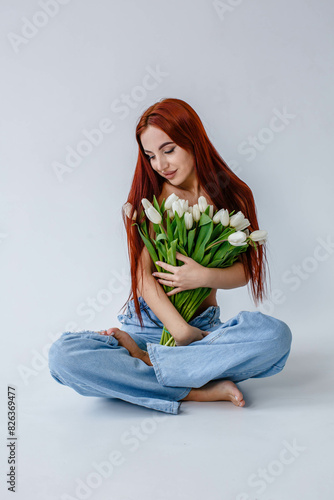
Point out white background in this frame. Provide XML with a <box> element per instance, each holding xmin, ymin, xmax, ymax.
<box><xmin>1</xmin><ymin>1</ymin><xmax>333</xmax><ymax>499</ymax></box>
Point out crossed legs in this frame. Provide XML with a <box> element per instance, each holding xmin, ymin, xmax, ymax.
<box><xmin>99</xmin><ymin>328</ymin><xmax>246</xmax><ymax>407</ymax></box>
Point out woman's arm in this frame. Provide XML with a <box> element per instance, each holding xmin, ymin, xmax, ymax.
<box><xmin>201</xmin><ymin>260</ymin><xmax>250</xmax><ymax>290</ymax></box>
<box><xmin>137</xmin><ymin>246</ymin><xmax>192</xmax><ymax>342</ymax></box>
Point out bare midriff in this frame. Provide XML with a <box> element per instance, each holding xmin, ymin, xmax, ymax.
<box><xmin>147</xmin><ymin>181</ymin><xmax>219</xmax><ymax>323</ymax></box>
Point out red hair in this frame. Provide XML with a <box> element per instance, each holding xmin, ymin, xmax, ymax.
<box><xmin>119</xmin><ymin>98</ymin><xmax>270</xmax><ymax>327</ymax></box>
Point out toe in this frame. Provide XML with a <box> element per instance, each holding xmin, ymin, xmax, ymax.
<box><xmin>233</xmin><ymin>392</ymin><xmax>244</xmax><ymax>404</ymax></box>
<box><xmin>107</xmin><ymin>328</ymin><xmax>119</xmax><ymax>336</ymax></box>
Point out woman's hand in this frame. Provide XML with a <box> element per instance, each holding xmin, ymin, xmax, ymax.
<box><xmin>173</xmin><ymin>325</ymin><xmax>210</xmax><ymax>346</ymax></box>
<box><xmin>152</xmin><ymin>252</ymin><xmax>207</xmax><ymax>296</ymax></box>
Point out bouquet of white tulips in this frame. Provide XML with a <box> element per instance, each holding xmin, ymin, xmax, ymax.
<box><xmin>125</xmin><ymin>193</ymin><xmax>267</xmax><ymax>346</ymax></box>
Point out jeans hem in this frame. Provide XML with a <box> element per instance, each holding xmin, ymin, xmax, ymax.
<box><xmin>147</xmin><ymin>344</ymin><xmax>192</xmax><ymax>403</ymax></box>
<box><xmin>176</xmin><ymin>387</ymin><xmax>192</xmax><ymax>401</ymax></box>
<box><xmin>147</xmin><ymin>343</ymin><xmax>167</xmax><ymax>386</ymax></box>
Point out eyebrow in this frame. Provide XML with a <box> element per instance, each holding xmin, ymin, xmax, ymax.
<box><xmin>143</xmin><ymin>141</ymin><xmax>175</xmax><ymax>153</ymax></box>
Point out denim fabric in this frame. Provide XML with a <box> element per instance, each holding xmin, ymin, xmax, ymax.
<box><xmin>48</xmin><ymin>296</ymin><xmax>292</xmax><ymax>415</ymax></box>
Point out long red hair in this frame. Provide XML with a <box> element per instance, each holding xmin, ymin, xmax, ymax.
<box><xmin>119</xmin><ymin>98</ymin><xmax>270</xmax><ymax>327</ymax></box>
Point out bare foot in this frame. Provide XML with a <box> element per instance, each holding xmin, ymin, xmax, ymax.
<box><xmin>99</xmin><ymin>328</ymin><xmax>153</xmax><ymax>366</ymax></box>
<box><xmin>181</xmin><ymin>379</ymin><xmax>245</xmax><ymax>407</ymax></box>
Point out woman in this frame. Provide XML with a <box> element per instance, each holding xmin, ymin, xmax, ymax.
<box><xmin>48</xmin><ymin>98</ymin><xmax>292</xmax><ymax>415</ymax></box>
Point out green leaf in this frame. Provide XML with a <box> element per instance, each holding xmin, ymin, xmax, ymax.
<box><xmin>141</xmin><ymin>218</ymin><xmax>149</xmax><ymax>238</ymax></box>
<box><xmin>167</xmin><ymin>239</ymin><xmax>178</xmax><ymax>266</ymax></box>
<box><xmin>205</xmin><ymin>227</ymin><xmax>235</xmax><ymax>251</ymax></box>
<box><xmin>208</xmin><ymin>240</ymin><xmax>229</xmax><ymax>261</ymax></box>
<box><xmin>137</xmin><ymin>226</ymin><xmax>159</xmax><ymax>266</ymax></box>
<box><xmin>156</xmin><ymin>233</ymin><xmax>168</xmax><ymax>243</ymax></box>
<box><xmin>176</xmin><ymin>243</ymin><xmax>188</xmax><ymax>257</ymax></box>
<box><xmin>174</xmin><ymin>211</ymin><xmax>184</xmax><ymax>247</ymax></box>
<box><xmin>192</xmin><ymin>221</ymin><xmax>213</xmax><ymax>262</ymax></box>
<box><xmin>166</xmin><ymin>210</ymin><xmax>173</xmax><ymax>241</ymax></box>
<box><xmin>156</xmin><ymin>240</ymin><xmax>167</xmax><ymax>260</ymax></box>
<box><xmin>208</xmin><ymin>258</ymin><xmax>224</xmax><ymax>268</ymax></box>
<box><xmin>210</xmin><ymin>222</ymin><xmax>223</xmax><ymax>242</ymax></box>
<box><xmin>152</xmin><ymin>194</ymin><xmax>162</xmax><ymax>215</ymax></box>
<box><xmin>160</xmin><ymin>198</ymin><xmax>165</xmax><ymax>214</ymax></box>
<box><xmin>187</xmin><ymin>227</ymin><xmax>197</xmax><ymax>255</ymax></box>
<box><xmin>200</xmin><ymin>253</ymin><xmax>211</xmax><ymax>267</ymax></box>
<box><xmin>198</xmin><ymin>212</ymin><xmax>212</xmax><ymax>227</ymax></box>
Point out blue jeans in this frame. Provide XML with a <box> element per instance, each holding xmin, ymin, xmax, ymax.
<box><xmin>48</xmin><ymin>296</ymin><xmax>292</xmax><ymax>415</ymax></box>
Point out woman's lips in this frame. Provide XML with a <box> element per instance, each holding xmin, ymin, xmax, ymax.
<box><xmin>164</xmin><ymin>170</ymin><xmax>177</xmax><ymax>178</ymax></box>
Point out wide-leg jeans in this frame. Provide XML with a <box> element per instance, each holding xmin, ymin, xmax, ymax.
<box><xmin>48</xmin><ymin>296</ymin><xmax>292</xmax><ymax>415</ymax></box>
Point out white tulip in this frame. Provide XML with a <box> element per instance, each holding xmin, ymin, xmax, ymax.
<box><xmin>229</xmin><ymin>211</ymin><xmax>250</xmax><ymax>231</ymax></box>
<box><xmin>236</xmin><ymin>219</ymin><xmax>250</xmax><ymax>231</ymax></box>
<box><xmin>228</xmin><ymin>231</ymin><xmax>247</xmax><ymax>246</ymax></box>
<box><xmin>145</xmin><ymin>206</ymin><xmax>162</xmax><ymax>224</ymax></box>
<box><xmin>178</xmin><ymin>198</ymin><xmax>188</xmax><ymax>212</ymax></box>
<box><xmin>192</xmin><ymin>204</ymin><xmax>201</xmax><ymax>221</ymax></box>
<box><xmin>141</xmin><ymin>198</ymin><xmax>152</xmax><ymax>210</ymax></box>
<box><xmin>213</xmin><ymin>212</ymin><xmax>220</xmax><ymax>224</ymax></box>
<box><xmin>181</xmin><ymin>199</ymin><xmax>189</xmax><ymax>211</ymax></box>
<box><xmin>209</xmin><ymin>205</ymin><xmax>214</xmax><ymax>218</ymax></box>
<box><xmin>220</xmin><ymin>209</ymin><xmax>230</xmax><ymax>226</ymax></box>
<box><xmin>167</xmin><ymin>209</ymin><xmax>174</xmax><ymax>220</ymax></box>
<box><xmin>188</xmin><ymin>206</ymin><xmax>193</xmax><ymax>216</ymax></box>
<box><xmin>164</xmin><ymin>193</ymin><xmax>179</xmax><ymax>210</ymax></box>
<box><xmin>249</xmin><ymin>230</ymin><xmax>268</xmax><ymax>242</ymax></box>
<box><xmin>123</xmin><ymin>202</ymin><xmax>137</xmax><ymax>220</ymax></box>
<box><xmin>172</xmin><ymin>200</ymin><xmax>184</xmax><ymax>218</ymax></box>
<box><xmin>198</xmin><ymin>196</ymin><xmax>208</xmax><ymax>213</ymax></box>
<box><xmin>184</xmin><ymin>212</ymin><xmax>193</xmax><ymax>230</ymax></box>
<box><xmin>213</xmin><ymin>208</ymin><xmax>228</xmax><ymax>225</ymax></box>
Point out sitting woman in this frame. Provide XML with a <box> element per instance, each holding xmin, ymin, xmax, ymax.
<box><xmin>48</xmin><ymin>97</ymin><xmax>292</xmax><ymax>415</ymax></box>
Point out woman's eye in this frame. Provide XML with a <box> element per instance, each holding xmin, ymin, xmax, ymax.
<box><xmin>147</xmin><ymin>147</ymin><xmax>175</xmax><ymax>161</ymax></box>
<box><xmin>164</xmin><ymin>147</ymin><xmax>175</xmax><ymax>155</ymax></box>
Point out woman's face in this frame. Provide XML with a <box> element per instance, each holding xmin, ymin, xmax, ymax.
<box><xmin>140</xmin><ymin>125</ymin><xmax>195</xmax><ymax>186</ymax></box>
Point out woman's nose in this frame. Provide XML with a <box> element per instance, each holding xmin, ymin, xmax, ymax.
<box><xmin>155</xmin><ymin>155</ymin><xmax>168</xmax><ymax>172</ymax></box>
